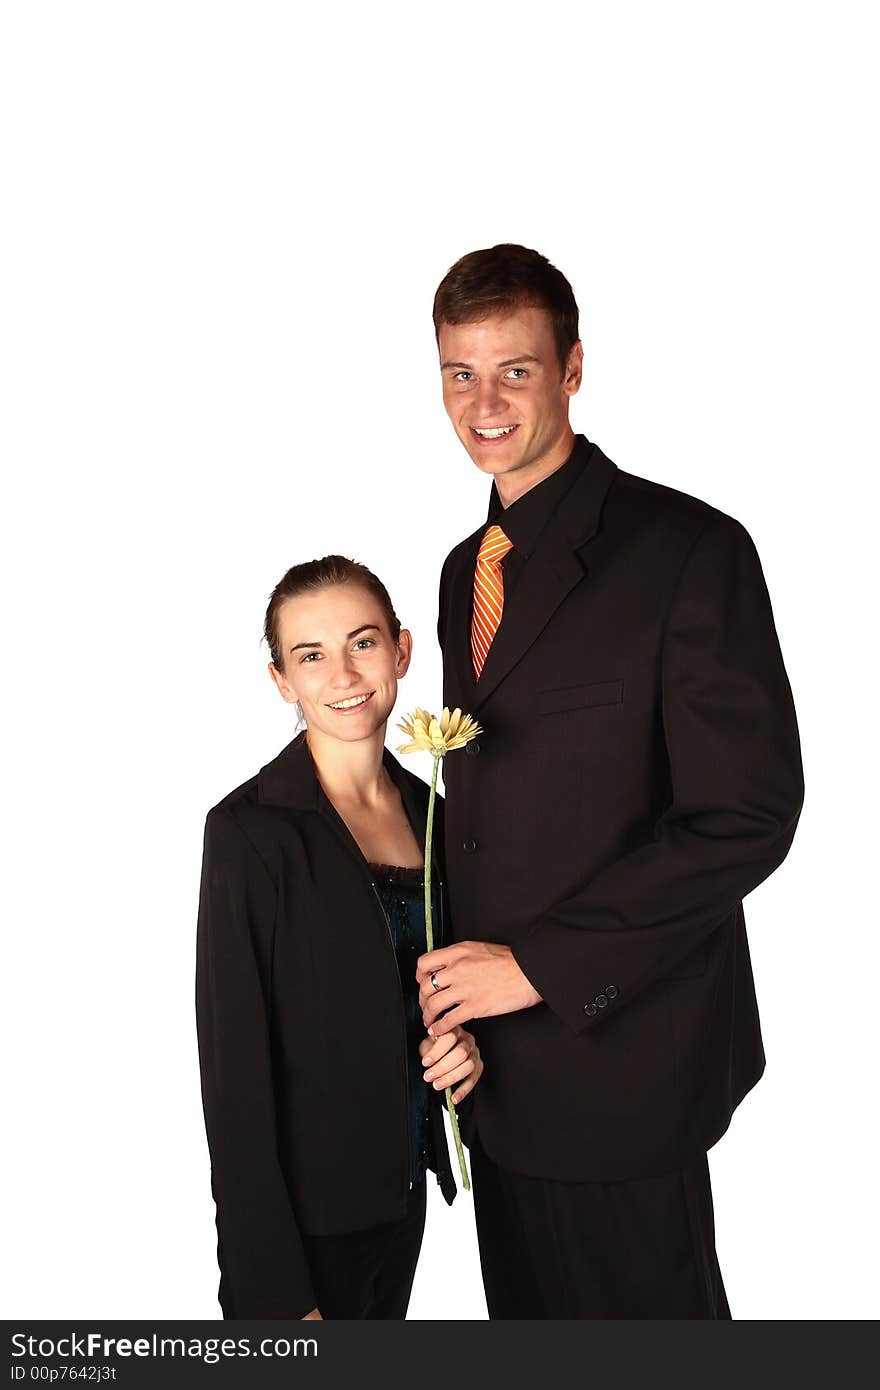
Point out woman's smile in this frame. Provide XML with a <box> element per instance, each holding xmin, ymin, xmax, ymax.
<box><xmin>325</xmin><ymin>691</ymin><xmax>376</xmax><ymax>713</ymax></box>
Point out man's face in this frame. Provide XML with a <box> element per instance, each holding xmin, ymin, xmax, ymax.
<box><xmin>438</xmin><ymin>305</ymin><xmax>582</xmax><ymax>501</ymax></box>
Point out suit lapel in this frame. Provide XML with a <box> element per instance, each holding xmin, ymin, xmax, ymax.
<box><xmin>463</xmin><ymin>442</ymin><xmax>619</xmax><ymax>713</ymax></box>
<box><xmin>471</xmin><ymin>545</ymin><xmax>585</xmax><ymax>710</ymax></box>
<box><xmin>259</xmin><ymin>732</ymin><xmax>442</xmax><ymax>892</ymax></box>
<box><xmin>445</xmin><ymin>529</ymin><xmax>482</xmax><ymax>707</ymax></box>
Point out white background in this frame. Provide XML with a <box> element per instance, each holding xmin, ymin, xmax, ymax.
<box><xmin>2</xmin><ymin>2</ymin><xmax>877</xmax><ymax>1321</ymax></box>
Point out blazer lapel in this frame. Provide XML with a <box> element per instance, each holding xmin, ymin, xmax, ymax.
<box><xmin>445</xmin><ymin>529</ymin><xmax>482</xmax><ymax>707</ymax></box>
<box><xmin>258</xmin><ymin>731</ymin><xmax>442</xmax><ymax>891</ymax></box>
<box><xmin>258</xmin><ymin>731</ymin><xmax>318</xmax><ymax>809</ymax></box>
<box><xmin>469</xmin><ymin>443</ymin><xmax>618</xmax><ymax>712</ymax></box>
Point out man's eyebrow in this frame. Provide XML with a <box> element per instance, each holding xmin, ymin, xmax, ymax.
<box><xmin>440</xmin><ymin>354</ymin><xmax>542</xmax><ymax>370</ymax></box>
<box><xmin>289</xmin><ymin>624</ymin><xmax>380</xmax><ymax>653</ymax></box>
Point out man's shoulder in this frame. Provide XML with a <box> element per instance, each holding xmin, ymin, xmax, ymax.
<box><xmin>440</xmin><ymin>523</ymin><xmax>484</xmax><ymax>577</ymax></box>
<box><xmin>608</xmin><ymin>464</ymin><xmax>749</xmax><ymax>551</ymax></box>
<box><xmin>613</xmin><ymin>464</ymin><xmax>731</xmax><ymax>524</ymax></box>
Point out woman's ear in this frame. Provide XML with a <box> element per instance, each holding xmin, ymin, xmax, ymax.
<box><xmin>395</xmin><ymin>628</ymin><xmax>413</xmax><ymax>678</ymax></box>
<box><xmin>269</xmin><ymin>661</ymin><xmax>300</xmax><ymax>706</ymax></box>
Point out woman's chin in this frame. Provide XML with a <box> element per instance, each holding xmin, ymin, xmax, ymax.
<box><xmin>314</xmin><ymin>705</ymin><xmax>392</xmax><ymax>743</ymax></box>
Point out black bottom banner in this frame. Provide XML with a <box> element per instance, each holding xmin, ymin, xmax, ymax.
<box><xmin>2</xmin><ymin>1320</ymin><xmax>868</xmax><ymax>1388</ymax></box>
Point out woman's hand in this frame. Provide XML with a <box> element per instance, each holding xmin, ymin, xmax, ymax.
<box><xmin>419</xmin><ymin>1025</ymin><xmax>483</xmax><ymax>1104</ymax></box>
<box><xmin>302</xmin><ymin>1308</ymin><xmax>322</xmax><ymax>1320</ymax></box>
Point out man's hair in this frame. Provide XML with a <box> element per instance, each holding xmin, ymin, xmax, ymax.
<box><xmin>432</xmin><ymin>243</ymin><xmax>580</xmax><ymax>373</ymax></box>
<box><xmin>264</xmin><ymin>556</ymin><xmax>401</xmax><ymax>672</ymax></box>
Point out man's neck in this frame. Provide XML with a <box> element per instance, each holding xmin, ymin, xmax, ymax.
<box><xmin>494</xmin><ymin>425</ymin><xmax>576</xmax><ymax>508</ymax></box>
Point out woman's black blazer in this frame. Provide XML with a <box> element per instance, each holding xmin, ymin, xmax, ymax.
<box><xmin>195</xmin><ymin>732</ymin><xmax>456</xmax><ymax>1319</ymax></box>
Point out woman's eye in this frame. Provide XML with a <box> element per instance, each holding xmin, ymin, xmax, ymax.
<box><xmin>353</xmin><ymin>638</ymin><xmax>375</xmax><ymax>651</ymax></box>
<box><xmin>300</xmin><ymin>651</ymin><xmax>321</xmax><ymax>663</ymax></box>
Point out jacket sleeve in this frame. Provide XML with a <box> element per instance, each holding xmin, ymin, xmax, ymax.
<box><xmin>195</xmin><ymin>806</ymin><xmax>316</xmax><ymax>1317</ymax></box>
<box><xmin>513</xmin><ymin>514</ymin><xmax>804</xmax><ymax>1034</ymax></box>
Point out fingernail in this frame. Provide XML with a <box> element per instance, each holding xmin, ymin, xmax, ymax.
<box><xmin>422</xmin><ymin>1056</ymin><xmax>433</xmax><ymax>1066</ymax></box>
<box><xmin>424</xmin><ymin>1071</ymin><xmax>434</xmax><ymax>1082</ymax></box>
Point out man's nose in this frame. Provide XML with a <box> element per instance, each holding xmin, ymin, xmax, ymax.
<box><xmin>474</xmin><ymin>377</ymin><xmax>505</xmax><ymax>417</ymax></box>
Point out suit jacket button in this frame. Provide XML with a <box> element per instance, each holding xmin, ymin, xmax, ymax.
<box><xmin>465</xmin><ymin>740</ymin><xmax>481</xmax><ymax>757</ymax></box>
<box><xmin>584</xmin><ymin>1002</ymin><xmax>598</xmax><ymax>1017</ymax></box>
<box><xmin>595</xmin><ymin>993</ymin><xmax>608</xmax><ymax>1008</ymax></box>
<box><xmin>606</xmin><ymin>984</ymin><xmax>619</xmax><ymax>999</ymax></box>
<box><xmin>463</xmin><ymin>839</ymin><xmax>477</xmax><ymax>853</ymax></box>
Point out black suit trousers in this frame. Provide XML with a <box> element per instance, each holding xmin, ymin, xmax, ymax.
<box><xmin>471</xmin><ymin>1140</ymin><xmax>730</xmax><ymax>1319</ymax></box>
<box><xmin>300</xmin><ymin>1181</ymin><xmax>426</xmax><ymax>1319</ymax></box>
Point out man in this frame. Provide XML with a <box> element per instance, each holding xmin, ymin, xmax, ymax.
<box><xmin>417</xmin><ymin>243</ymin><xmax>803</xmax><ymax>1318</ymax></box>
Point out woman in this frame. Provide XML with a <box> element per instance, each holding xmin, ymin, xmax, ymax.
<box><xmin>195</xmin><ymin>556</ymin><xmax>481</xmax><ymax>1320</ymax></box>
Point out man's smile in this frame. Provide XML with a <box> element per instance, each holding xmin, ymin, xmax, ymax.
<box><xmin>470</xmin><ymin>424</ymin><xmax>520</xmax><ymax>444</ymax></box>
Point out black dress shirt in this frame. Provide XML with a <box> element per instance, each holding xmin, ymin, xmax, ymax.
<box><xmin>485</xmin><ymin>437</ymin><xmax>588</xmax><ymax>605</ymax></box>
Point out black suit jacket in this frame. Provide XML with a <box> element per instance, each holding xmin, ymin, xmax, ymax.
<box><xmin>195</xmin><ymin>733</ymin><xmax>455</xmax><ymax>1319</ymax></box>
<box><xmin>438</xmin><ymin>436</ymin><xmax>804</xmax><ymax>1182</ymax></box>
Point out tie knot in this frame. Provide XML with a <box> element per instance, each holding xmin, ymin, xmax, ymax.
<box><xmin>477</xmin><ymin>524</ymin><xmax>513</xmax><ymax>567</ymax></box>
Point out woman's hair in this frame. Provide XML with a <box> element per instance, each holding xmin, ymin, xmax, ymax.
<box><xmin>264</xmin><ymin>555</ymin><xmax>402</xmax><ymax>671</ymax></box>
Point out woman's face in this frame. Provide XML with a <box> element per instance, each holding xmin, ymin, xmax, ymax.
<box><xmin>269</xmin><ymin>582</ymin><xmax>412</xmax><ymax>744</ymax></box>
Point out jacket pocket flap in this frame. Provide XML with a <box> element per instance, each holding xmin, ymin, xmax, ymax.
<box><xmin>538</xmin><ymin>679</ymin><xmax>624</xmax><ymax>715</ymax></box>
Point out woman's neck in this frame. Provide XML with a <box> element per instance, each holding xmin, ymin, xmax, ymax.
<box><xmin>305</xmin><ymin>725</ymin><xmax>390</xmax><ymax>808</ymax></box>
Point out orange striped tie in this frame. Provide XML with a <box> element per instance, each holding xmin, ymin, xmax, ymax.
<box><xmin>472</xmin><ymin>524</ymin><xmax>513</xmax><ymax>679</ymax></box>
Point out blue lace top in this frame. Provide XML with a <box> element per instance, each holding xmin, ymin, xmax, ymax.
<box><xmin>369</xmin><ymin>863</ymin><xmax>438</xmax><ymax>1186</ymax></box>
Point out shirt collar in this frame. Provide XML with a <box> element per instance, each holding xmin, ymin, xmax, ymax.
<box><xmin>486</xmin><ymin>434</ymin><xmax>590</xmax><ymax>556</ymax></box>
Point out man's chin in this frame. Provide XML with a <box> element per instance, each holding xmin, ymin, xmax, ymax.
<box><xmin>460</xmin><ymin>439</ymin><xmax>526</xmax><ymax>478</ymax></box>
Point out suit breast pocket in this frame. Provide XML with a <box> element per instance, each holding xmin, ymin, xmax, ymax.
<box><xmin>537</xmin><ymin>679</ymin><xmax>624</xmax><ymax>716</ymax></box>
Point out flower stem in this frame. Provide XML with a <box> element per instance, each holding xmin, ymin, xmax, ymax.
<box><xmin>425</xmin><ymin>751</ymin><xmax>470</xmax><ymax>1192</ymax></box>
<box><xmin>424</xmin><ymin>753</ymin><xmax>439</xmax><ymax>953</ymax></box>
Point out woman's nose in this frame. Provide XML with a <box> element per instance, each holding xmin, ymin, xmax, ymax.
<box><xmin>330</xmin><ymin>654</ymin><xmax>360</xmax><ymax>687</ymax></box>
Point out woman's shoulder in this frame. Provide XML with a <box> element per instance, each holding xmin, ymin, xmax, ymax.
<box><xmin>205</xmin><ymin>772</ymin><xmax>261</xmax><ymax>825</ymax></box>
<box><xmin>387</xmin><ymin>751</ymin><xmax>444</xmax><ymax>808</ymax></box>
<box><xmin>204</xmin><ymin>735</ymin><xmax>314</xmax><ymax>835</ymax></box>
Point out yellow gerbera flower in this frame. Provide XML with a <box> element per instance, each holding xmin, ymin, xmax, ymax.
<box><xmin>394</xmin><ymin>700</ymin><xmax>483</xmax><ymax>1192</ymax></box>
<box><xmin>397</xmin><ymin>706</ymin><xmax>482</xmax><ymax>755</ymax></box>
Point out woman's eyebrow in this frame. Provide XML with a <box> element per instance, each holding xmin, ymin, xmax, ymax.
<box><xmin>290</xmin><ymin>624</ymin><xmax>380</xmax><ymax>653</ymax></box>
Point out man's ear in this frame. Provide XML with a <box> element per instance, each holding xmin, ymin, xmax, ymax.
<box><xmin>269</xmin><ymin>661</ymin><xmax>299</xmax><ymax>706</ymax></box>
<box><xmin>563</xmin><ymin>340</ymin><xmax>584</xmax><ymax>396</ymax></box>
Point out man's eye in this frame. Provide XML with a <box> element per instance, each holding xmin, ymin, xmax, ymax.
<box><xmin>506</xmin><ymin>368</ymin><xmax>528</xmax><ymax>379</ymax></box>
<box><xmin>454</xmin><ymin>371</ymin><xmax>474</xmax><ymax>383</ymax></box>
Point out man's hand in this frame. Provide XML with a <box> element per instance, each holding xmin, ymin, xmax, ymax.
<box><xmin>418</xmin><ymin>1024</ymin><xmax>483</xmax><ymax>1104</ymax></box>
<box><xmin>417</xmin><ymin>942</ymin><xmax>542</xmax><ymax>1035</ymax></box>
